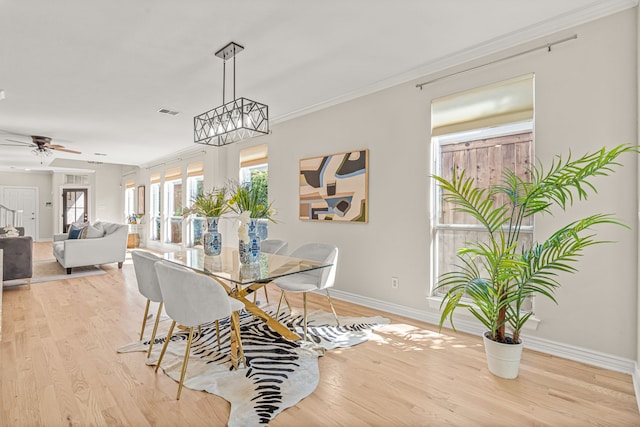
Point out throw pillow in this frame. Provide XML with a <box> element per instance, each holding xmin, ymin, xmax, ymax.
<box><xmin>84</xmin><ymin>223</ymin><xmax>105</xmax><ymax>239</ymax></box>
<box><xmin>68</xmin><ymin>224</ymin><xmax>85</xmax><ymax>239</ymax></box>
<box><xmin>2</xmin><ymin>225</ymin><xmax>20</xmax><ymax>237</ymax></box>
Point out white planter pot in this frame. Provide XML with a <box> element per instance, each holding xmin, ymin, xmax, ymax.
<box><xmin>482</xmin><ymin>332</ymin><xmax>523</xmax><ymax>379</ymax></box>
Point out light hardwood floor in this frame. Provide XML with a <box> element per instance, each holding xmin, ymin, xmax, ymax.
<box><xmin>1</xmin><ymin>242</ymin><xmax>639</xmax><ymax>426</ymax></box>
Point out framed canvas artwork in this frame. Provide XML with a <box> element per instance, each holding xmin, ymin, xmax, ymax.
<box><xmin>299</xmin><ymin>149</ymin><xmax>368</xmax><ymax>222</ymax></box>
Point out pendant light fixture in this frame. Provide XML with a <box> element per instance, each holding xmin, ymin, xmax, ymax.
<box><xmin>194</xmin><ymin>42</ymin><xmax>269</xmax><ymax>147</ymax></box>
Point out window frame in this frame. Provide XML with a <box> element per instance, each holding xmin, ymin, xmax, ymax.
<box><xmin>185</xmin><ymin>174</ymin><xmax>205</xmax><ymax>247</ymax></box>
<box><xmin>163</xmin><ymin>177</ymin><xmax>183</xmax><ymax>245</ymax></box>
<box><xmin>149</xmin><ymin>182</ymin><xmax>161</xmax><ymax>242</ymax></box>
<box><xmin>430</xmin><ymin>121</ymin><xmax>534</xmax><ymax>302</ymax></box>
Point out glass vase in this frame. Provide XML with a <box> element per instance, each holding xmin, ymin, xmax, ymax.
<box><xmin>239</xmin><ymin>218</ymin><xmax>261</xmax><ymax>264</ymax></box>
<box><xmin>203</xmin><ymin>217</ymin><xmax>222</xmax><ymax>256</ymax></box>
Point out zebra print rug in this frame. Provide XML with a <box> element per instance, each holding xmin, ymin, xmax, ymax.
<box><xmin>118</xmin><ymin>303</ymin><xmax>389</xmax><ymax>426</ymax></box>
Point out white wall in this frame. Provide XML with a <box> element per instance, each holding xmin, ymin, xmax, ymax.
<box><xmin>222</xmin><ymin>10</ymin><xmax>638</xmax><ymax>360</ymax></box>
<box><xmin>50</xmin><ymin>160</ymin><xmax>124</xmax><ymax>228</ymax></box>
<box><xmin>0</xmin><ymin>171</ymin><xmax>54</xmax><ymax>240</ymax></box>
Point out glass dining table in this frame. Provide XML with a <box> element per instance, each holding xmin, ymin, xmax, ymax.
<box><xmin>162</xmin><ymin>246</ymin><xmax>332</xmax><ymax>341</ymax></box>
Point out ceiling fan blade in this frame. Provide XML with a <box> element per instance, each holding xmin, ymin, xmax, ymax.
<box><xmin>0</xmin><ymin>143</ymin><xmax>33</xmax><ymax>147</ymax></box>
<box><xmin>5</xmin><ymin>138</ymin><xmax>33</xmax><ymax>146</ymax></box>
<box><xmin>50</xmin><ymin>147</ymin><xmax>81</xmax><ymax>154</ymax></box>
<box><xmin>0</xmin><ymin>130</ymin><xmax>35</xmax><ymax>139</ymax></box>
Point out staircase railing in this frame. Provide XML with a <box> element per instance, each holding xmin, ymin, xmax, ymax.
<box><xmin>0</xmin><ymin>204</ymin><xmax>23</xmax><ymax>228</ymax></box>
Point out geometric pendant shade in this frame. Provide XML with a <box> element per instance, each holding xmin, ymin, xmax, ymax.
<box><xmin>193</xmin><ymin>42</ymin><xmax>269</xmax><ymax>147</ymax></box>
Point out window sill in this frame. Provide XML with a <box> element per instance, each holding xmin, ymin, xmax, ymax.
<box><xmin>426</xmin><ymin>296</ymin><xmax>541</xmax><ymax>331</ymax></box>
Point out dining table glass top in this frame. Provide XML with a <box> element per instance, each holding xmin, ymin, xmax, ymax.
<box><xmin>163</xmin><ymin>246</ymin><xmax>332</xmax><ymax>285</ymax></box>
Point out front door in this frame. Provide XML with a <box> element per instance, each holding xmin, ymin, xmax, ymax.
<box><xmin>62</xmin><ymin>188</ymin><xmax>88</xmax><ymax>232</ymax></box>
<box><xmin>1</xmin><ymin>186</ymin><xmax>38</xmax><ymax>238</ymax></box>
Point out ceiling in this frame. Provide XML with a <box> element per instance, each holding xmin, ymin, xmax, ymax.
<box><xmin>0</xmin><ymin>0</ymin><xmax>635</xmax><ymax>171</ymax></box>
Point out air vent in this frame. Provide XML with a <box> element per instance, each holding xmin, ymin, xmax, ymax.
<box><xmin>93</xmin><ymin>153</ymin><xmax>108</xmax><ymax>156</ymax></box>
<box><xmin>158</xmin><ymin>108</ymin><xmax>180</xmax><ymax>116</ymax></box>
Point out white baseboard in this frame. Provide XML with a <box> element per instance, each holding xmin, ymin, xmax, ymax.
<box><xmin>327</xmin><ymin>288</ymin><xmax>636</xmax><ymax>376</ymax></box>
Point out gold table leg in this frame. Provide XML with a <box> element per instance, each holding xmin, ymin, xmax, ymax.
<box><xmin>229</xmin><ymin>311</ymin><xmax>245</xmax><ymax>369</ymax></box>
<box><xmin>208</xmin><ymin>276</ymin><xmax>301</xmax><ymax>342</ymax></box>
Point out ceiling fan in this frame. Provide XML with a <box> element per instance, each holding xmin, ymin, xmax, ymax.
<box><xmin>1</xmin><ymin>135</ymin><xmax>81</xmax><ymax>155</ymax></box>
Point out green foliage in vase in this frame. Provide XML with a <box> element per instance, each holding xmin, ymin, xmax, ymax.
<box><xmin>184</xmin><ymin>187</ymin><xmax>229</xmax><ymax>218</ymax></box>
<box><xmin>228</xmin><ymin>179</ymin><xmax>275</xmax><ymax>221</ymax></box>
<box><xmin>433</xmin><ymin>144</ymin><xmax>638</xmax><ymax>345</ymax></box>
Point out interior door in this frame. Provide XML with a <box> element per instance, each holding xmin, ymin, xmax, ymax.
<box><xmin>1</xmin><ymin>186</ymin><xmax>38</xmax><ymax>238</ymax></box>
<box><xmin>62</xmin><ymin>188</ymin><xmax>88</xmax><ymax>232</ymax></box>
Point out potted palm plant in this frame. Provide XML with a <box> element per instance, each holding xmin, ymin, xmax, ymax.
<box><xmin>433</xmin><ymin>144</ymin><xmax>637</xmax><ymax>379</ymax></box>
<box><xmin>184</xmin><ymin>187</ymin><xmax>229</xmax><ymax>255</ymax></box>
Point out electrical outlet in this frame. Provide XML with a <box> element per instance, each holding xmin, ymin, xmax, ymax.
<box><xmin>391</xmin><ymin>277</ymin><xmax>399</xmax><ymax>289</ymax></box>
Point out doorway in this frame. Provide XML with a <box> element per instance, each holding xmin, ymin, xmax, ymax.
<box><xmin>62</xmin><ymin>188</ymin><xmax>88</xmax><ymax>232</ymax></box>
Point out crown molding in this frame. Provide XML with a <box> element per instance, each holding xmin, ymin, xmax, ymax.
<box><xmin>273</xmin><ymin>0</ymin><xmax>638</xmax><ymax>125</ymax></box>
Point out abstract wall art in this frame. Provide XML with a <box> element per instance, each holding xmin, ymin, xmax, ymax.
<box><xmin>299</xmin><ymin>149</ymin><xmax>368</xmax><ymax>222</ymax></box>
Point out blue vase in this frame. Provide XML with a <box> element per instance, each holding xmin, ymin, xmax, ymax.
<box><xmin>256</xmin><ymin>218</ymin><xmax>268</xmax><ymax>241</ymax></box>
<box><xmin>239</xmin><ymin>218</ymin><xmax>261</xmax><ymax>264</ymax></box>
<box><xmin>203</xmin><ymin>217</ymin><xmax>222</xmax><ymax>256</ymax></box>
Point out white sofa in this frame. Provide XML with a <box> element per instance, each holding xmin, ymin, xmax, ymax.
<box><xmin>53</xmin><ymin>221</ymin><xmax>128</xmax><ymax>274</ymax></box>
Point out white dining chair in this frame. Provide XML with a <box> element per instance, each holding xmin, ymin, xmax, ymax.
<box><xmin>260</xmin><ymin>239</ymin><xmax>288</xmax><ymax>256</ymax></box>
<box><xmin>131</xmin><ymin>250</ymin><xmax>164</xmax><ymax>358</ymax></box>
<box><xmin>153</xmin><ymin>260</ymin><xmax>245</xmax><ymax>400</ymax></box>
<box><xmin>273</xmin><ymin>243</ymin><xmax>339</xmax><ymax>340</ymax></box>
<box><xmin>255</xmin><ymin>239</ymin><xmax>289</xmax><ymax>304</ymax></box>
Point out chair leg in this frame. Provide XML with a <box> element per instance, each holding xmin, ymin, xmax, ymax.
<box><xmin>139</xmin><ymin>299</ymin><xmax>151</xmax><ymax>341</ymax></box>
<box><xmin>253</xmin><ymin>286</ymin><xmax>270</xmax><ymax>305</ymax></box>
<box><xmin>176</xmin><ymin>327</ymin><xmax>195</xmax><ymax>400</ymax></box>
<box><xmin>155</xmin><ymin>320</ymin><xmax>176</xmax><ymax>373</ymax></box>
<box><xmin>303</xmin><ymin>292</ymin><xmax>308</xmax><ymax>341</ymax></box>
<box><xmin>325</xmin><ymin>289</ymin><xmax>340</xmax><ymax>326</ymax></box>
<box><xmin>283</xmin><ymin>292</ymin><xmax>292</xmax><ymax>312</ymax></box>
<box><xmin>147</xmin><ymin>302</ymin><xmax>164</xmax><ymax>358</ymax></box>
<box><xmin>230</xmin><ymin>312</ymin><xmax>245</xmax><ymax>368</ymax></box>
<box><xmin>276</xmin><ymin>291</ymin><xmax>285</xmax><ymax>318</ymax></box>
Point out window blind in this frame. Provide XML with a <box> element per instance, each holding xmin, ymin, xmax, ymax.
<box><xmin>164</xmin><ymin>166</ymin><xmax>182</xmax><ymax>182</ymax></box>
<box><xmin>187</xmin><ymin>162</ymin><xmax>204</xmax><ymax>177</ymax></box>
<box><xmin>239</xmin><ymin>144</ymin><xmax>268</xmax><ymax>168</ymax></box>
<box><xmin>431</xmin><ymin>74</ymin><xmax>534</xmax><ymax>137</ymax></box>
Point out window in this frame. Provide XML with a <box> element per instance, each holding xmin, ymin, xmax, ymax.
<box><xmin>239</xmin><ymin>144</ymin><xmax>268</xmax><ymax>185</ymax></box>
<box><xmin>124</xmin><ymin>179</ymin><xmax>135</xmax><ymax>221</ymax></box>
<box><xmin>164</xmin><ymin>167</ymin><xmax>183</xmax><ymax>245</ymax></box>
<box><xmin>239</xmin><ymin>144</ymin><xmax>269</xmax><ymax>239</ymax></box>
<box><xmin>65</xmin><ymin>174</ymin><xmax>89</xmax><ymax>185</ymax></box>
<box><xmin>186</xmin><ymin>162</ymin><xmax>205</xmax><ymax>247</ymax></box>
<box><xmin>431</xmin><ymin>75</ymin><xmax>534</xmax><ymax>309</ymax></box>
<box><xmin>150</xmin><ymin>173</ymin><xmax>161</xmax><ymax>241</ymax></box>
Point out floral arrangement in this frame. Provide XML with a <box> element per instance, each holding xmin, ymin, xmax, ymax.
<box><xmin>237</xmin><ymin>211</ymin><xmax>252</xmax><ymax>243</ymax></box>
<box><xmin>227</xmin><ymin>180</ymin><xmax>275</xmax><ymax>221</ymax></box>
<box><xmin>127</xmin><ymin>214</ymin><xmax>142</xmax><ymax>224</ymax></box>
<box><xmin>183</xmin><ymin>187</ymin><xmax>229</xmax><ymax>218</ymax></box>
